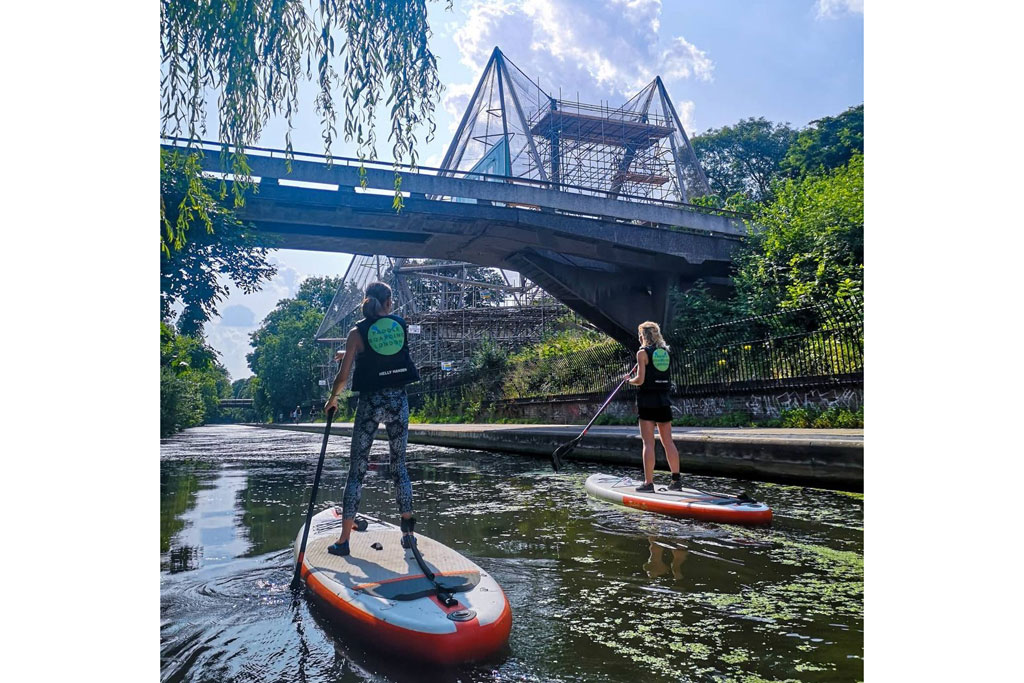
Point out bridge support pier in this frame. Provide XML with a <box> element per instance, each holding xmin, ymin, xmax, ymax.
<box><xmin>511</xmin><ymin>251</ymin><xmax>673</xmax><ymax>347</ymax></box>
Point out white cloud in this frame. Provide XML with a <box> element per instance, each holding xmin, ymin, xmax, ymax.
<box><xmin>203</xmin><ymin>262</ymin><xmax>304</xmax><ymax>380</ymax></box>
<box><xmin>202</xmin><ymin>255</ymin><xmax>349</xmax><ymax>381</ymax></box>
<box><xmin>448</xmin><ymin>0</ymin><xmax>712</xmax><ymax>134</ymax></box>
<box><xmin>218</xmin><ymin>304</ymin><xmax>256</xmax><ymax>327</ymax></box>
<box><xmin>816</xmin><ymin>0</ymin><xmax>864</xmax><ymax>19</ymax></box>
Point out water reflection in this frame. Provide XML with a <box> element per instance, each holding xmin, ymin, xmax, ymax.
<box><xmin>161</xmin><ymin>425</ymin><xmax>863</xmax><ymax>682</ymax></box>
<box><xmin>643</xmin><ymin>537</ymin><xmax>688</xmax><ymax>580</ymax></box>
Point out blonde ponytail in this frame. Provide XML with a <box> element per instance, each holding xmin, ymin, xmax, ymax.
<box><xmin>638</xmin><ymin>321</ymin><xmax>669</xmax><ymax>350</ymax></box>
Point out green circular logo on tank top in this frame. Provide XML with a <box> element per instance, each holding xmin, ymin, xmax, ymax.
<box><xmin>652</xmin><ymin>348</ymin><xmax>670</xmax><ymax>371</ymax></box>
<box><xmin>367</xmin><ymin>318</ymin><xmax>405</xmax><ymax>356</ymax></box>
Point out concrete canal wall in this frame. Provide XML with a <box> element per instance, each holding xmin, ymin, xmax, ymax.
<box><xmin>253</xmin><ymin>422</ymin><xmax>863</xmax><ymax>492</ymax></box>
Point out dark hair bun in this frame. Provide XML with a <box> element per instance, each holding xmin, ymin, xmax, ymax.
<box><xmin>361</xmin><ymin>281</ymin><xmax>393</xmax><ymax>319</ymax></box>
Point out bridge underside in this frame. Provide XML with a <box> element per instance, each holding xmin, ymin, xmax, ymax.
<box><xmin>170</xmin><ymin>143</ymin><xmax>744</xmax><ymax>346</ymax></box>
<box><xmin>237</xmin><ymin>181</ymin><xmax>738</xmax><ymax>346</ymax></box>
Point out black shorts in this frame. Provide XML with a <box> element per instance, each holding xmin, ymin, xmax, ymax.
<box><xmin>637</xmin><ymin>405</ymin><xmax>673</xmax><ymax>423</ymax></box>
<box><xmin>637</xmin><ymin>392</ymin><xmax>672</xmax><ymax>423</ymax></box>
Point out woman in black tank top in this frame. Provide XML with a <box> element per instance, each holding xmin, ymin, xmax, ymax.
<box><xmin>626</xmin><ymin>321</ymin><xmax>682</xmax><ymax>493</ymax></box>
<box><xmin>323</xmin><ymin>282</ymin><xmax>420</xmax><ymax>556</ymax></box>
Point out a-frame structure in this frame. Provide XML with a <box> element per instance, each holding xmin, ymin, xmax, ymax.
<box><xmin>439</xmin><ymin>47</ymin><xmax>711</xmax><ymax>203</ymax></box>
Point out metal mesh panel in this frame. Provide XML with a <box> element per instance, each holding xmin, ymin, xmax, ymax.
<box><xmin>316</xmin><ymin>255</ymin><xmax>571</xmax><ymax>388</ymax></box>
<box><xmin>438</xmin><ymin>48</ymin><xmax>711</xmax><ymax>204</ymax></box>
<box><xmin>315</xmin><ymin>255</ymin><xmax>397</xmax><ymax>340</ymax></box>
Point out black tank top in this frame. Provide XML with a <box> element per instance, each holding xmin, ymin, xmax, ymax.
<box><xmin>351</xmin><ymin>315</ymin><xmax>420</xmax><ymax>392</ymax></box>
<box><xmin>639</xmin><ymin>345</ymin><xmax>671</xmax><ymax>394</ymax></box>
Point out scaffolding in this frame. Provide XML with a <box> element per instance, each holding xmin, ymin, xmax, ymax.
<box><xmin>315</xmin><ymin>255</ymin><xmax>577</xmax><ymax>386</ymax></box>
<box><xmin>313</xmin><ymin>46</ymin><xmax>711</xmax><ymax>387</ymax></box>
<box><xmin>439</xmin><ymin>46</ymin><xmax>711</xmax><ymax>203</ymax></box>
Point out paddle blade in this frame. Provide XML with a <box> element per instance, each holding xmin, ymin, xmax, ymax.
<box><xmin>551</xmin><ymin>439</ymin><xmax>577</xmax><ymax>472</ymax></box>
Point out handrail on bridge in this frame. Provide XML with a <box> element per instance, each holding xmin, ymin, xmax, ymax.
<box><xmin>160</xmin><ymin>136</ymin><xmax>752</xmax><ymax>221</ymax></box>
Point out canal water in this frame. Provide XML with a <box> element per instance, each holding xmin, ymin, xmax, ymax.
<box><xmin>161</xmin><ymin>425</ymin><xmax>863</xmax><ymax>682</ymax></box>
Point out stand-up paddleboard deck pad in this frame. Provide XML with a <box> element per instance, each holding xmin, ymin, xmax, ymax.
<box><xmin>585</xmin><ymin>473</ymin><xmax>773</xmax><ymax>525</ymax></box>
<box><xmin>295</xmin><ymin>508</ymin><xmax>511</xmax><ymax>664</ymax></box>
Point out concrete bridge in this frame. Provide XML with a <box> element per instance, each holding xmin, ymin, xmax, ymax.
<box><xmin>163</xmin><ymin>140</ymin><xmax>748</xmax><ymax>345</ymax></box>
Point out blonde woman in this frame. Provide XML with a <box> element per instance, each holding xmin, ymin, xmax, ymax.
<box><xmin>627</xmin><ymin>321</ymin><xmax>682</xmax><ymax>492</ymax></box>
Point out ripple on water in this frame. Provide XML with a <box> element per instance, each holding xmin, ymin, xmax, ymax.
<box><xmin>162</xmin><ymin>425</ymin><xmax>863</xmax><ymax>682</ymax></box>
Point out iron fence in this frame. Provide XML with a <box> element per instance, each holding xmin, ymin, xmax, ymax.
<box><xmin>668</xmin><ymin>298</ymin><xmax>863</xmax><ymax>393</ymax></box>
<box><xmin>499</xmin><ymin>342</ymin><xmax>635</xmax><ymax>399</ymax></box>
<box><xmin>407</xmin><ymin>299</ymin><xmax>863</xmax><ymax>405</ymax></box>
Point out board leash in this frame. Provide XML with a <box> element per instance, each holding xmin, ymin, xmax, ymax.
<box><xmin>349</xmin><ymin>511</ymin><xmax>459</xmax><ymax>606</ymax></box>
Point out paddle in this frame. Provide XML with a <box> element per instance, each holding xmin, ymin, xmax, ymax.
<box><xmin>551</xmin><ymin>363</ymin><xmax>638</xmax><ymax>472</ymax></box>
<box><xmin>291</xmin><ymin>406</ymin><xmax>337</xmax><ymax>591</ymax></box>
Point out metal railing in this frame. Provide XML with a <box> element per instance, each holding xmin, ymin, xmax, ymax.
<box><xmin>407</xmin><ymin>299</ymin><xmax>863</xmax><ymax>405</ymax></box>
<box><xmin>160</xmin><ymin>136</ymin><xmax>752</xmax><ymax>220</ymax></box>
<box><xmin>668</xmin><ymin>298</ymin><xmax>863</xmax><ymax>393</ymax></box>
<box><xmin>498</xmin><ymin>342</ymin><xmax>633</xmax><ymax>400</ymax></box>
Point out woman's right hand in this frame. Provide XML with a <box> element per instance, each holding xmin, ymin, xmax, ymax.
<box><xmin>324</xmin><ymin>396</ymin><xmax>339</xmax><ymax>415</ymax></box>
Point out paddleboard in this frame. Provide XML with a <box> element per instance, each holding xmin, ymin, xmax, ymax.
<box><xmin>295</xmin><ymin>507</ymin><xmax>512</xmax><ymax>665</ymax></box>
<box><xmin>585</xmin><ymin>473</ymin><xmax>773</xmax><ymax>525</ymax></box>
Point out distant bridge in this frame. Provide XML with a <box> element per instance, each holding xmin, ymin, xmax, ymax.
<box><xmin>165</xmin><ymin>139</ymin><xmax>747</xmax><ymax>346</ymax></box>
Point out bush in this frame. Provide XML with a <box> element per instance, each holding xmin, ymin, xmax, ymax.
<box><xmin>780</xmin><ymin>405</ymin><xmax>862</xmax><ymax>428</ymax></box>
<box><xmin>160</xmin><ymin>366</ymin><xmax>205</xmax><ymax>436</ymax></box>
<box><xmin>503</xmin><ymin>337</ymin><xmax>624</xmax><ymax>399</ymax></box>
<box><xmin>160</xmin><ymin>323</ymin><xmax>232</xmax><ymax>436</ymax></box>
<box><xmin>410</xmin><ymin>393</ymin><xmax>470</xmax><ymax>424</ymax></box>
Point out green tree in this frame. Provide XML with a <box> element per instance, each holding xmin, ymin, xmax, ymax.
<box><xmin>160</xmin><ymin>150</ymin><xmax>277</xmax><ymax>334</ymax></box>
<box><xmin>736</xmin><ymin>154</ymin><xmax>864</xmax><ymax>313</ymax></box>
<box><xmin>781</xmin><ymin>105</ymin><xmax>864</xmax><ymax>178</ymax></box>
<box><xmin>161</xmin><ymin>0</ymin><xmax>448</xmax><ymax>175</ymax></box>
<box><xmin>231</xmin><ymin>377</ymin><xmax>256</xmax><ymax>399</ymax></box>
<box><xmin>246</xmin><ymin>277</ymin><xmax>341</xmax><ymax>420</ymax></box>
<box><xmin>691</xmin><ymin>117</ymin><xmax>797</xmax><ymax>202</ymax></box>
<box><xmin>666</xmin><ymin>281</ymin><xmax>739</xmax><ymax>344</ymax></box>
<box><xmin>160</xmin><ymin>323</ymin><xmax>232</xmax><ymax>436</ymax></box>
<box><xmin>296</xmin><ymin>276</ymin><xmax>345</xmax><ymax>312</ymax></box>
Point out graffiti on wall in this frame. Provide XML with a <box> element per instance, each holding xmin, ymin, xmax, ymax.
<box><xmin>677</xmin><ymin>387</ymin><xmax>862</xmax><ymax>418</ymax></box>
<box><xmin>493</xmin><ymin>386</ymin><xmax>863</xmax><ymax>422</ymax></box>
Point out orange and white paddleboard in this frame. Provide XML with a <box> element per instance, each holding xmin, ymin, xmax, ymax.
<box><xmin>295</xmin><ymin>508</ymin><xmax>512</xmax><ymax>665</ymax></box>
<box><xmin>585</xmin><ymin>473</ymin><xmax>773</xmax><ymax>525</ymax></box>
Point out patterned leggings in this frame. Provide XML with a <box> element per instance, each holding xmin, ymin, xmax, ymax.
<box><xmin>342</xmin><ymin>388</ymin><xmax>412</xmax><ymax>520</ymax></box>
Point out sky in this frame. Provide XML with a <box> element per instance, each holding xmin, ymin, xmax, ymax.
<box><xmin>199</xmin><ymin>0</ymin><xmax>864</xmax><ymax>381</ymax></box>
